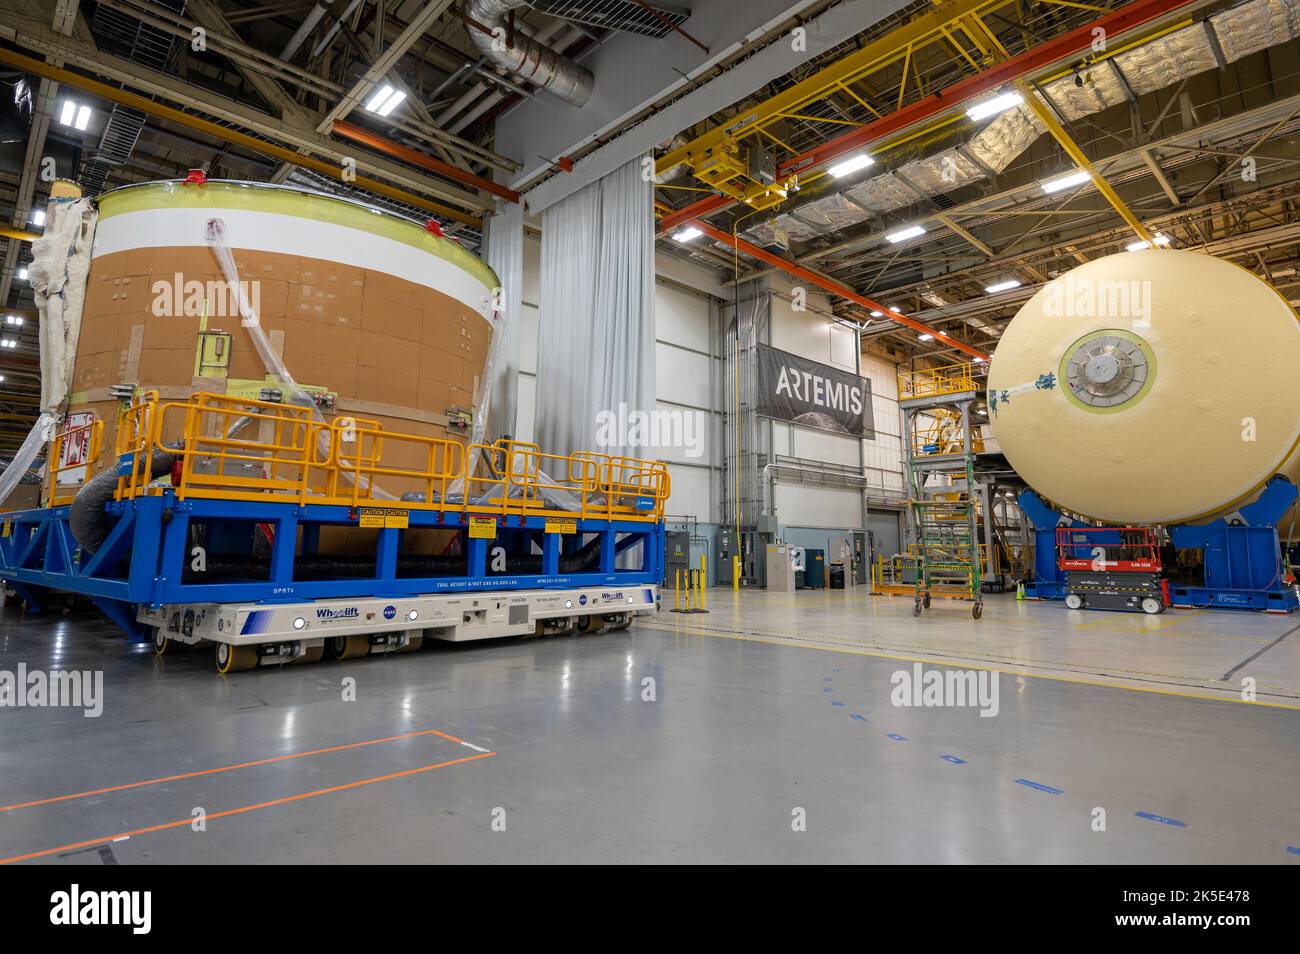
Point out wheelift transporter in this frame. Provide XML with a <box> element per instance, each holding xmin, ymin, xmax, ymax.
<box><xmin>0</xmin><ymin>178</ymin><xmax>667</xmax><ymax>670</ymax></box>
<box><xmin>1</xmin><ymin>391</ymin><xmax>669</xmax><ymax>672</ymax></box>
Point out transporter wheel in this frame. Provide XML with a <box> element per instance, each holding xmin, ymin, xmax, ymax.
<box><xmin>1141</xmin><ymin>597</ymin><xmax>1164</xmax><ymax>615</ymax></box>
<box><xmin>397</xmin><ymin>634</ymin><xmax>424</xmax><ymax>653</ymax></box>
<box><xmin>293</xmin><ymin>644</ymin><xmax>325</xmax><ymax>664</ymax></box>
<box><xmin>326</xmin><ymin>634</ymin><xmax>371</xmax><ymax>660</ymax></box>
<box><xmin>152</xmin><ymin>627</ymin><xmax>174</xmax><ymax>656</ymax></box>
<box><xmin>972</xmin><ymin>601</ymin><xmax>983</xmax><ymax>620</ymax></box>
<box><xmin>912</xmin><ymin>599</ymin><xmax>923</xmax><ymax>617</ymax></box>
<box><xmin>214</xmin><ymin>642</ymin><xmax>259</xmax><ymax>674</ymax></box>
<box><xmin>922</xmin><ymin>595</ymin><xmax>931</xmax><ymax>609</ymax></box>
<box><xmin>1065</xmin><ymin>594</ymin><xmax>1084</xmax><ymax>610</ymax></box>
<box><xmin>609</xmin><ymin>613</ymin><xmax>633</xmax><ymax>632</ymax></box>
<box><xmin>578</xmin><ymin>614</ymin><xmax>607</xmax><ymax>635</ymax></box>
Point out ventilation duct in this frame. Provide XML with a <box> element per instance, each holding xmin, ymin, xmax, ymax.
<box><xmin>744</xmin><ymin>0</ymin><xmax>1300</xmax><ymax>246</ymax></box>
<box><xmin>464</xmin><ymin>0</ymin><xmax>594</xmax><ymax>108</ymax></box>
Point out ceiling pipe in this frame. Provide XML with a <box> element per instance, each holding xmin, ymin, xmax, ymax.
<box><xmin>463</xmin><ymin>0</ymin><xmax>593</xmax><ymax>108</ymax></box>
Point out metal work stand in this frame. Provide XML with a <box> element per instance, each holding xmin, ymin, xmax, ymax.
<box><xmin>898</xmin><ymin>364</ymin><xmax>984</xmax><ymax>620</ymax></box>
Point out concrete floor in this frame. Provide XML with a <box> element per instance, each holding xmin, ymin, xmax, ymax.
<box><xmin>0</xmin><ymin>589</ymin><xmax>1296</xmax><ymax>864</ymax></box>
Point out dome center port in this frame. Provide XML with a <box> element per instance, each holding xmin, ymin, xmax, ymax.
<box><xmin>1059</xmin><ymin>330</ymin><xmax>1156</xmax><ymax>411</ymax></box>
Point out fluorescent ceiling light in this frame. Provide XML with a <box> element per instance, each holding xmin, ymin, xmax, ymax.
<box><xmin>1040</xmin><ymin>169</ymin><xmax>1091</xmax><ymax>194</ymax></box>
<box><xmin>1126</xmin><ymin>233</ymin><xmax>1171</xmax><ymax>252</ymax></box>
<box><xmin>827</xmin><ymin>152</ymin><xmax>874</xmax><ymax>178</ymax></box>
<box><xmin>31</xmin><ymin>209</ymin><xmax>45</xmax><ymax>227</ymax></box>
<box><xmin>59</xmin><ymin>99</ymin><xmax>76</xmax><ymax>125</ymax></box>
<box><xmin>870</xmin><ymin>310</ymin><xmax>883</xmax><ymax>317</ymax></box>
<box><xmin>918</xmin><ymin>333</ymin><xmax>933</xmax><ymax>341</ymax></box>
<box><xmin>672</xmin><ymin>226</ymin><xmax>703</xmax><ymax>242</ymax></box>
<box><xmin>364</xmin><ymin>84</ymin><xmax>405</xmax><ymax>116</ymax></box>
<box><xmin>966</xmin><ymin>91</ymin><xmax>1023</xmax><ymax>122</ymax></box>
<box><xmin>1</xmin><ymin>338</ymin><xmax>17</xmax><ymax>349</ymax></box>
<box><xmin>974</xmin><ymin>356</ymin><xmax>986</xmax><ymax>363</ymax></box>
<box><xmin>16</xmin><ymin>268</ymin><xmax>27</xmax><ymax>280</ymax></box>
<box><xmin>885</xmin><ymin>225</ymin><xmax>926</xmax><ymax>243</ymax></box>
<box><xmin>4</xmin><ymin>315</ymin><xmax>22</xmax><ymax>326</ymax></box>
<box><xmin>75</xmin><ymin>105</ymin><xmax>91</xmax><ymax>131</ymax></box>
<box><xmin>984</xmin><ymin>279</ymin><xmax>1022</xmax><ymax>294</ymax></box>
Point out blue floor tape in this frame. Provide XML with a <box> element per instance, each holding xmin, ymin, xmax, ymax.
<box><xmin>887</xmin><ymin>733</ymin><xmax>908</xmax><ymax>741</ymax></box>
<box><xmin>1015</xmin><ymin>778</ymin><xmax>1063</xmax><ymax>795</ymax></box>
<box><xmin>940</xmin><ymin>755</ymin><xmax>967</xmax><ymax>765</ymax></box>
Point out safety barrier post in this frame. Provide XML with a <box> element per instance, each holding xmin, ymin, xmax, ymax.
<box><xmin>671</xmin><ymin>568</ymin><xmax>686</xmax><ymax>613</ymax></box>
<box><xmin>696</xmin><ymin>554</ymin><xmax>708</xmax><ymax>613</ymax></box>
<box><xmin>732</xmin><ymin>554</ymin><xmax>740</xmax><ymax>592</ymax></box>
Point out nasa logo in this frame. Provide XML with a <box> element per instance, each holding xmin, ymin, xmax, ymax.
<box><xmin>578</xmin><ymin>595</ymin><xmax>588</xmax><ymax>606</ymax></box>
<box><xmin>383</xmin><ymin>605</ymin><xmax>397</xmax><ymax>620</ymax></box>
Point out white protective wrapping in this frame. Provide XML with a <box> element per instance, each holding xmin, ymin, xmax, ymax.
<box><xmin>0</xmin><ymin>196</ymin><xmax>97</xmax><ymax>508</ymax></box>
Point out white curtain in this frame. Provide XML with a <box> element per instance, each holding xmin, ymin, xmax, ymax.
<box><xmin>535</xmin><ymin>154</ymin><xmax>656</xmax><ymax>460</ymax></box>
<box><xmin>485</xmin><ymin>200</ymin><xmax>524</xmax><ymax>440</ymax></box>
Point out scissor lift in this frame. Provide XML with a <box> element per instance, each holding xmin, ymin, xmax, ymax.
<box><xmin>898</xmin><ymin>363</ymin><xmax>983</xmax><ymax>620</ymax></box>
<box><xmin>0</xmin><ymin>391</ymin><xmax>669</xmax><ymax>672</ymax></box>
<box><xmin>1057</xmin><ymin>526</ymin><xmax>1167</xmax><ymax>614</ymax></box>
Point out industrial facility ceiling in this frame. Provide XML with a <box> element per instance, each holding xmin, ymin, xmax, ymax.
<box><xmin>653</xmin><ymin>0</ymin><xmax>1300</xmax><ymax>363</ymax></box>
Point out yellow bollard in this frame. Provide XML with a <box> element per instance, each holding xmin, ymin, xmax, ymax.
<box><xmin>672</xmin><ymin>568</ymin><xmax>683</xmax><ymax>612</ymax></box>
<box><xmin>732</xmin><ymin>554</ymin><xmax>740</xmax><ymax>592</ymax></box>
<box><xmin>698</xmin><ymin>554</ymin><xmax>708</xmax><ymax>612</ymax></box>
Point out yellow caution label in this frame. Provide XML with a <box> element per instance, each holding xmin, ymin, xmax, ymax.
<box><xmin>1</xmin><ymin>519</ymin><xmax>10</xmax><ymax>538</ymax></box>
<box><xmin>545</xmin><ymin>518</ymin><xmax>577</xmax><ymax>535</ymax></box>
<box><xmin>358</xmin><ymin>507</ymin><xmax>409</xmax><ymax>529</ymax></box>
<box><xmin>469</xmin><ymin>516</ymin><xmax>497</xmax><ymax>539</ymax></box>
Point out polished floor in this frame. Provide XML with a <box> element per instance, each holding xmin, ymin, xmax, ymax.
<box><xmin>0</xmin><ymin>589</ymin><xmax>1296</xmax><ymax>864</ymax></box>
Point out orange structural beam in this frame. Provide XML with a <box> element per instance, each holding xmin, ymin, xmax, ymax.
<box><xmin>690</xmin><ymin>221</ymin><xmax>991</xmax><ymax>361</ymax></box>
<box><xmin>332</xmin><ymin>120</ymin><xmax>520</xmax><ymax>203</ymax></box>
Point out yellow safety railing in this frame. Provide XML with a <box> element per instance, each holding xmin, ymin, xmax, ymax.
<box><xmin>898</xmin><ymin>362</ymin><xmax>976</xmax><ymax>400</ymax></box>
<box><xmin>910</xmin><ymin>407</ymin><xmax>986</xmax><ymax>456</ymax></box>
<box><xmin>111</xmin><ymin>391</ymin><xmax>671</xmax><ymax>521</ymax></box>
<box><xmin>47</xmin><ymin>415</ymin><xmax>105</xmax><ymax>507</ymax></box>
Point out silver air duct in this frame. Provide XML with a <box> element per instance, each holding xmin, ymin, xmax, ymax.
<box><xmin>464</xmin><ymin>0</ymin><xmax>593</xmax><ymax>108</ymax></box>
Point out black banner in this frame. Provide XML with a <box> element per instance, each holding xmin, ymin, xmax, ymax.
<box><xmin>754</xmin><ymin>343</ymin><xmax>874</xmax><ymax>439</ymax></box>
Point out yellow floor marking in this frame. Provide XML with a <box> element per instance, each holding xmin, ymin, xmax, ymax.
<box><xmin>638</xmin><ymin>619</ymin><xmax>1300</xmax><ymax>712</ymax></box>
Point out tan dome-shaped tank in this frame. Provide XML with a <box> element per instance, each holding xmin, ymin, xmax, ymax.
<box><xmin>65</xmin><ymin>180</ymin><xmax>495</xmax><ymax>502</ymax></box>
<box><xmin>987</xmin><ymin>248</ymin><xmax>1300</xmax><ymax>525</ymax></box>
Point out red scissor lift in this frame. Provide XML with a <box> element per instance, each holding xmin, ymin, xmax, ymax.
<box><xmin>1055</xmin><ymin>527</ymin><xmax>1169</xmax><ymax>615</ymax></box>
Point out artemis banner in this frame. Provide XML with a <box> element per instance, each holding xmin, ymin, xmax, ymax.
<box><xmin>754</xmin><ymin>344</ymin><xmax>874</xmax><ymax>439</ymax></box>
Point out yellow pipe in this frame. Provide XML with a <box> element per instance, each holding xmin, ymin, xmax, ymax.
<box><xmin>1013</xmin><ymin>77</ymin><xmax>1155</xmax><ymax>245</ymax></box>
<box><xmin>0</xmin><ymin>227</ymin><xmax>41</xmax><ymax>243</ymax></box>
<box><xmin>0</xmin><ymin>46</ymin><xmax>481</xmax><ymax>228</ymax></box>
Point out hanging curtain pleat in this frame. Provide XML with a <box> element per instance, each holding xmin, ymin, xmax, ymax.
<box><xmin>535</xmin><ymin>154</ymin><xmax>656</xmax><ymax>460</ymax></box>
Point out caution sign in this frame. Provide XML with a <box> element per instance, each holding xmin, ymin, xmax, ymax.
<box><xmin>358</xmin><ymin>507</ymin><xmax>409</xmax><ymax>529</ymax></box>
<box><xmin>469</xmin><ymin>516</ymin><xmax>497</xmax><ymax>539</ymax></box>
<box><xmin>1</xmin><ymin>519</ymin><xmax>10</xmax><ymax>538</ymax></box>
<box><xmin>544</xmin><ymin>517</ymin><xmax>577</xmax><ymax>535</ymax></box>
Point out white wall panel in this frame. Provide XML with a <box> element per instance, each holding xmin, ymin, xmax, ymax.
<box><xmin>774</xmin><ymin>484</ymin><xmax>861</xmax><ymax>528</ymax></box>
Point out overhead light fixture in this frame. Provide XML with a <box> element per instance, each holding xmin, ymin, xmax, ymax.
<box><xmin>4</xmin><ymin>315</ymin><xmax>23</xmax><ymax>326</ymax></box>
<box><xmin>966</xmin><ymin>91</ymin><xmax>1023</xmax><ymax>122</ymax></box>
<box><xmin>827</xmin><ymin>152</ymin><xmax>875</xmax><ymax>178</ymax></box>
<box><xmin>364</xmin><ymin>84</ymin><xmax>405</xmax><ymax>117</ymax></box>
<box><xmin>58</xmin><ymin>99</ymin><xmax>92</xmax><ymax>131</ymax></box>
<box><xmin>1</xmin><ymin>338</ymin><xmax>18</xmax><ymax>349</ymax></box>
<box><xmin>984</xmin><ymin>279</ymin><xmax>1022</xmax><ymax>294</ymax></box>
<box><xmin>0</xmin><ymin>375</ymin><xmax>6</xmax><ymax>383</ymax></box>
<box><xmin>885</xmin><ymin>224</ymin><xmax>926</xmax><ymax>243</ymax></box>
<box><xmin>16</xmin><ymin>268</ymin><xmax>27</xmax><ymax>281</ymax></box>
<box><xmin>870</xmin><ymin>310</ymin><xmax>883</xmax><ymax>318</ymax></box>
<box><xmin>888</xmin><ymin>306</ymin><xmax>904</xmax><ymax>314</ymax></box>
<box><xmin>918</xmin><ymin>333</ymin><xmax>933</xmax><ymax>341</ymax></box>
<box><xmin>31</xmin><ymin>209</ymin><xmax>45</xmax><ymax>227</ymax></box>
<box><xmin>672</xmin><ymin>226</ymin><xmax>703</xmax><ymax>242</ymax></box>
<box><xmin>1126</xmin><ymin>233</ymin><xmax>1171</xmax><ymax>252</ymax></box>
<box><xmin>1039</xmin><ymin>169</ymin><xmax>1091</xmax><ymax>194</ymax></box>
<box><xmin>974</xmin><ymin>356</ymin><xmax>986</xmax><ymax>363</ymax></box>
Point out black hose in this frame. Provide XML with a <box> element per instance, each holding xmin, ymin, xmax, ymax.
<box><xmin>69</xmin><ymin>447</ymin><xmax>176</xmax><ymax>553</ymax></box>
